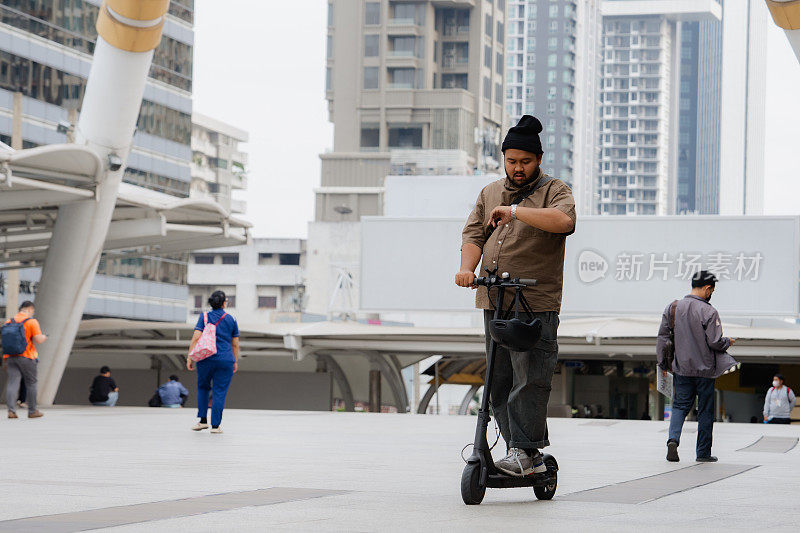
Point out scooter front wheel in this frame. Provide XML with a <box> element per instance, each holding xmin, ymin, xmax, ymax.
<box><xmin>460</xmin><ymin>462</ymin><xmax>486</xmax><ymax>505</ymax></box>
<box><xmin>533</xmin><ymin>455</ymin><xmax>558</xmax><ymax>500</ymax></box>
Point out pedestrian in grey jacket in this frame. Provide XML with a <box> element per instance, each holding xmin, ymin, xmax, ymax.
<box><xmin>656</xmin><ymin>271</ymin><xmax>737</xmax><ymax>464</ymax></box>
<box><xmin>763</xmin><ymin>373</ymin><xmax>795</xmax><ymax>424</ymax></box>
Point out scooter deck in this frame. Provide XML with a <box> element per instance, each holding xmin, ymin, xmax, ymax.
<box><xmin>486</xmin><ymin>472</ymin><xmax>557</xmax><ymax>489</ymax></box>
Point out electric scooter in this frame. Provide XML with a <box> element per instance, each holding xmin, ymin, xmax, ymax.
<box><xmin>460</xmin><ymin>270</ymin><xmax>559</xmax><ymax>505</ymax></box>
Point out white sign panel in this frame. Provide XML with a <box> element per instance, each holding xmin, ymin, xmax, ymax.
<box><xmin>562</xmin><ymin>217</ymin><xmax>800</xmax><ymax>316</ymax></box>
<box><xmin>360</xmin><ymin>218</ymin><xmax>472</xmax><ymax>311</ymax></box>
<box><xmin>360</xmin><ymin>216</ymin><xmax>800</xmax><ymax>317</ymax></box>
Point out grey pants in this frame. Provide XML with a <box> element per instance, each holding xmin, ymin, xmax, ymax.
<box><xmin>484</xmin><ymin>310</ymin><xmax>559</xmax><ymax>450</ymax></box>
<box><xmin>5</xmin><ymin>356</ymin><xmax>37</xmax><ymax>413</ymax></box>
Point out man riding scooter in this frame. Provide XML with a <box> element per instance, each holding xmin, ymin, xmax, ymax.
<box><xmin>456</xmin><ymin>115</ymin><xmax>576</xmax><ymax>477</ymax></box>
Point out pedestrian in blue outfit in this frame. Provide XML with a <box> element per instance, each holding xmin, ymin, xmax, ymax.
<box><xmin>187</xmin><ymin>290</ymin><xmax>239</xmax><ymax>433</ymax></box>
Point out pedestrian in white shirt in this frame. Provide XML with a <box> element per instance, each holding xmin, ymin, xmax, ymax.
<box><xmin>763</xmin><ymin>374</ymin><xmax>795</xmax><ymax>424</ymax></box>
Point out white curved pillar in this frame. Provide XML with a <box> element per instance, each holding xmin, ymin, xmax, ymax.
<box><xmin>35</xmin><ymin>1</ymin><xmax>170</xmax><ymax>405</ymax></box>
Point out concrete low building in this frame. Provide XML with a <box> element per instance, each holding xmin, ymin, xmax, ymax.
<box><xmin>187</xmin><ymin>239</ymin><xmax>306</xmax><ymax>327</ymax></box>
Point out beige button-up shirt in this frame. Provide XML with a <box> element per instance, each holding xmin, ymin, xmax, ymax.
<box><xmin>461</xmin><ymin>172</ymin><xmax>576</xmax><ymax>312</ymax></box>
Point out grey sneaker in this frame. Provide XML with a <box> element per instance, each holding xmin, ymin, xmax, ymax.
<box><xmin>495</xmin><ymin>448</ymin><xmax>546</xmax><ymax>476</ymax></box>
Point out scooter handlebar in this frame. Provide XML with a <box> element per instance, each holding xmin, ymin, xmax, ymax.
<box><xmin>472</xmin><ymin>276</ymin><xmax>537</xmax><ymax>287</ymax></box>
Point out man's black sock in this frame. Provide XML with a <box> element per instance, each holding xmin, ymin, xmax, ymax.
<box><xmin>200</xmin><ymin>417</ymin><xmax>207</xmax><ymax>424</ymax></box>
<box><xmin>212</xmin><ymin>425</ymin><xmax>219</xmax><ymax>429</ymax></box>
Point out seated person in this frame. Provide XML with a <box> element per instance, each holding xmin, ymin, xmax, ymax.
<box><xmin>89</xmin><ymin>366</ymin><xmax>119</xmax><ymax>406</ymax></box>
<box><xmin>158</xmin><ymin>375</ymin><xmax>189</xmax><ymax>408</ymax></box>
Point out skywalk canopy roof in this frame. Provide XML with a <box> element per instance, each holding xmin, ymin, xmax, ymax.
<box><xmin>0</xmin><ymin>144</ymin><xmax>250</xmax><ymax>267</ymax></box>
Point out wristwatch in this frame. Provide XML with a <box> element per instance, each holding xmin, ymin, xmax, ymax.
<box><xmin>511</xmin><ymin>204</ymin><xmax>518</xmax><ymax>220</ymax></box>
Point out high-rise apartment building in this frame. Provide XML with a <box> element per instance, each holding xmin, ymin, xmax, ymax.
<box><xmin>190</xmin><ymin>113</ymin><xmax>249</xmax><ymax>215</ymax></box>
<box><xmin>505</xmin><ymin>0</ymin><xmax>601</xmax><ymax>216</ymax></box>
<box><xmin>717</xmin><ymin>0</ymin><xmax>766</xmax><ymax>215</ymax></box>
<box><xmin>319</xmin><ymin>0</ymin><xmax>507</xmax><ymax>221</ymax></box>
<box><xmin>598</xmin><ymin>0</ymin><xmax>766</xmax><ymax>216</ymax></box>
<box><xmin>0</xmin><ymin>0</ymin><xmax>194</xmax><ymax>197</ymax></box>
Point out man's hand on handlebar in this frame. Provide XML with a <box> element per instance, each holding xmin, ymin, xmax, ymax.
<box><xmin>455</xmin><ymin>270</ymin><xmax>477</xmax><ymax>288</ymax></box>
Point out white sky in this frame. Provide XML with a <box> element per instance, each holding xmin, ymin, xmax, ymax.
<box><xmin>193</xmin><ymin>1</ymin><xmax>800</xmax><ymax>238</ymax></box>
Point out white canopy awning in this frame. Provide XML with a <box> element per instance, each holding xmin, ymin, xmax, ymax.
<box><xmin>68</xmin><ymin>315</ymin><xmax>800</xmax><ymax>412</ymax></box>
<box><xmin>0</xmin><ymin>144</ymin><xmax>250</xmax><ymax>267</ymax></box>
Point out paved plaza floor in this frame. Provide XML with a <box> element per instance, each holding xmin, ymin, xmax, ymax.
<box><xmin>1</xmin><ymin>407</ymin><xmax>798</xmax><ymax>532</ymax></box>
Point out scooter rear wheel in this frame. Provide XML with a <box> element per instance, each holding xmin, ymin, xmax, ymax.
<box><xmin>533</xmin><ymin>455</ymin><xmax>558</xmax><ymax>500</ymax></box>
<box><xmin>460</xmin><ymin>462</ymin><xmax>486</xmax><ymax>505</ymax></box>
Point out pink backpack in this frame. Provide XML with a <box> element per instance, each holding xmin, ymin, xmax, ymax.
<box><xmin>189</xmin><ymin>312</ymin><xmax>227</xmax><ymax>362</ymax></box>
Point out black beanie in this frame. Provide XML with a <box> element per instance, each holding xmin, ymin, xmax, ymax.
<box><xmin>691</xmin><ymin>270</ymin><xmax>717</xmax><ymax>288</ymax></box>
<box><xmin>501</xmin><ymin>115</ymin><xmax>544</xmax><ymax>155</ymax></box>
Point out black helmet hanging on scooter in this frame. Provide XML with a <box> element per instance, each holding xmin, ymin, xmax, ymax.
<box><xmin>488</xmin><ymin>316</ymin><xmax>543</xmax><ymax>351</ymax></box>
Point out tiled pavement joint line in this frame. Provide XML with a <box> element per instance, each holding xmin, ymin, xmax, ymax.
<box><xmin>579</xmin><ymin>420</ymin><xmax>619</xmax><ymax>427</ymax></box>
<box><xmin>560</xmin><ymin>463</ymin><xmax>759</xmax><ymax>504</ymax></box>
<box><xmin>736</xmin><ymin>435</ymin><xmax>799</xmax><ymax>453</ymax></box>
<box><xmin>0</xmin><ymin>487</ymin><xmax>349</xmax><ymax>533</ymax></box>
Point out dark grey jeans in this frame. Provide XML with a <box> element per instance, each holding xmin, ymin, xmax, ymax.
<box><xmin>5</xmin><ymin>356</ymin><xmax>38</xmax><ymax>413</ymax></box>
<box><xmin>484</xmin><ymin>310</ymin><xmax>559</xmax><ymax>450</ymax></box>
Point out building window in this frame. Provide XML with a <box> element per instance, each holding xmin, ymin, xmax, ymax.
<box><xmin>194</xmin><ymin>295</ymin><xmax>203</xmax><ymax>309</ymax></box>
<box><xmin>484</xmin><ymin>45</ymin><xmax>492</xmax><ymax>69</ymax></box>
<box><xmin>258</xmin><ymin>253</ymin><xmax>273</xmax><ymax>264</ymax></box>
<box><xmin>441</xmin><ymin>73</ymin><xmax>468</xmax><ymax>89</ymax></box>
<box><xmin>389</xmin><ymin>36</ymin><xmax>422</xmax><ymax>58</ymax></box>
<box><xmin>497</xmin><ymin>21</ymin><xmax>504</xmax><ymax>42</ymax></box>
<box><xmin>194</xmin><ymin>254</ymin><xmax>214</xmax><ymax>264</ymax></box>
<box><xmin>388</xmin><ymin>126</ymin><xmax>423</xmax><ymax>148</ymax></box>
<box><xmin>221</xmin><ymin>254</ymin><xmax>239</xmax><ymax>265</ymax></box>
<box><xmin>360</xmin><ymin>124</ymin><xmax>380</xmax><ymax>150</ymax></box>
<box><xmin>483</xmin><ymin>76</ymin><xmax>491</xmax><ymax>101</ymax></box>
<box><xmin>279</xmin><ymin>254</ymin><xmax>301</xmax><ymax>265</ymax></box>
<box><xmin>495</xmin><ymin>82</ymin><xmax>502</xmax><ymax>105</ymax></box>
<box><xmin>328</xmin><ymin>2</ymin><xmax>334</xmax><ymax>26</ymax></box>
<box><xmin>364</xmin><ymin>67</ymin><xmax>379</xmax><ymax>89</ymax></box>
<box><xmin>547</xmin><ymin>54</ymin><xmax>557</xmax><ymax>67</ymax></box>
<box><xmin>258</xmin><ymin>296</ymin><xmax>278</xmax><ymax>309</ymax></box>
<box><xmin>442</xmin><ymin>42</ymin><xmax>469</xmax><ymax>66</ymax></box>
<box><xmin>388</xmin><ymin>67</ymin><xmax>422</xmax><ymax>88</ymax></box>
<box><xmin>227</xmin><ymin>295</ymin><xmax>236</xmax><ymax>308</ymax></box>
<box><xmin>327</xmin><ymin>35</ymin><xmax>333</xmax><ymax>59</ymax></box>
<box><xmin>391</xmin><ymin>2</ymin><xmax>425</xmax><ymax>25</ymax></box>
<box><xmin>496</xmin><ymin>52</ymin><xmax>503</xmax><ymax>74</ymax></box>
<box><xmin>364</xmin><ymin>34</ymin><xmax>379</xmax><ymax>57</ymax></box>
<box><xmin>365</xmin><ymin>2</ymin><xmax>381</xmax><ymax>25</ymax></box>
<box><xmin>326</xmin><ymin>67</ymin><xmax>332</xmax><ymax>91</ymax></box>
<box><xmin>485</xmin><ymin>14</ymin><xmax>493</xmax><ymax>36</ymax></box>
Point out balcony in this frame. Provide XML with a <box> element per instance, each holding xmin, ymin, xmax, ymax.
<box><xmin>363</xmin><ymin>89</ymin><xmax>476</xmax><ymax>113</ymax></box>
<box><xmin>441</xmin><ymin>55</ymin><xmax>469</xmax><ymax>69</ymax></box>
<box><xmin>230</xmin><ymin>198</ymin><xmax>247</xmax><ymax>214</ymax></box>
<box><xmin>231</xmin><ymin>173</ymin><xmax>248</xmax><ymax>190</ymax></box>
<box><xmin>441</xmin><ymin>24</ymin><xmax>471</xmax><ymax>38</ymax></box>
